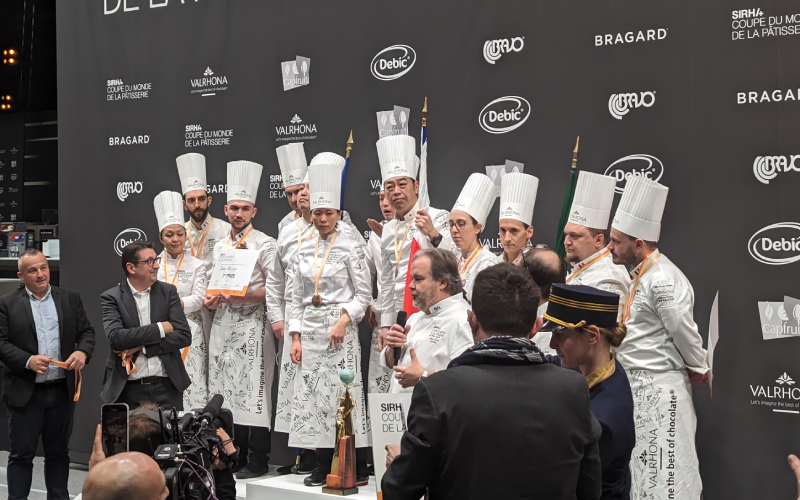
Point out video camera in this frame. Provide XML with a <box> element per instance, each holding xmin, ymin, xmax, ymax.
<box><xmin>145</xmin><ymin>394</ymin><xmax>237</xmax><ymax>500</ymax></box>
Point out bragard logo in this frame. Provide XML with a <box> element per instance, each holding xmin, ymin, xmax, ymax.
<box><xmin>371</xmin><ymin>45</ymin><xmax>416</xmax><ymax>81</ymax></box>
<box><xmin>595</xmin><ymin>28</ymin><xmax>668</xmax><ymax>46</ymax></box>
<box><xmin>113</xmin><ymin>228</ymin><xmax>147</xmax><ymax>256</ymax></box>
<box><xmin>608</xmin><ymin>91</ymin><xmax>656</xmax><ymax>119</ymax></box>
<box><xmin>109</xmin><ymin>135</ymin><xmax>150</xmax><ymax>146</ymax></box>
<box><xmin>117</xmin><ymin>181</ymin><xmax>143</xmax><ymax>202</ymax></box>
<box><xmin>748</xmin><ymin>222</ymin><xmax>800</xmax><ymax>265</ymax></box>
<box><xmin>753</xmin><ymin>155</ymin><xmax>800</xmax><ymax>184</ymax></box>
<box><xmin>483</xmin><ymin>37</ymin><xmax>524</xmax><ymax>64</ymax></box>
<box><xmin>478</xmin><ymin>96</ymin><xmax>531</xmax><ymax>134</ymax></box>
<box><xmin>737</xmin><ymin>88</ymin><xmax>800</xmax><ymax>104</ymax></box>
<box><xmin>604</xmin><ymin>154</ymin><xmax>664</xmax><ymax>193</ymax></box>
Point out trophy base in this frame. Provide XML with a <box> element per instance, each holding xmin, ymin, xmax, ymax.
<box><xmin>321</xmin><ymin>486</ymin><xmax>359</xmax><ymax>496</ymax></box>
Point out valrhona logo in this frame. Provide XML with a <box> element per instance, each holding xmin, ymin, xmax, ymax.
<box><xmin>483</xmin><ymin>37</ymin><xmax>524</xmax><ymax>64</ymax></box>
<box><xmin>117</xmin><ymin>181</ymin><xmax>143</xmax><ymax>201</ymax></box>
<box><xmin>604</xmin><ymin>155</ymin><xmax>664</xmax><ymax>194</ymax></box>
<box><xmin>753</xmin><ymin>155</ymin><xmax>800</xmax><ymax>184</ymax></box>
<box><xmin>275</xmin><ymin>115</ymin><xmax>318</xmax><ymax>142</ymax></box>
<box><xmin>114</xmin><ymin>228</ymin><xmax>147</xmax><ymax>256</ymax></box>
<box><xmin>371</xmin><ymin>45</ymin><xmax>416</xmax><ymax>81</ymax></box>
<box><xmin>190</xmin><ymin>67</ymin><xmax>228</xmax><ymax>96</ymax></box>
<box><xmin>479</xmin><ymin>96</ymin><xmax>531</xmax><ymax>134</ymax></box>
<box><xmin>748</xmin><ymin>222</ymin><xmax>800</xmax><ymax>265</ymax></box>
<box><xmin>750</xmin><ymin>372</ymin><xmax>800</xmax><ymax>413</ymax></box>
<box><xmin>608</xmin><ymin>91</ymin><xmax>655</xmax><ymax>119</ymax></box>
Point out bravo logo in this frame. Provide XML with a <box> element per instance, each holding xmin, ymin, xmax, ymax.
<box><xmin>608</xmin><ymin>91</ymin><xmax>656</xmax><ymax>119</ymax></box>
<box><xmin>117</xmin><ymin>181</ymin><xmax>143</xmax><ymax>202</ymax></box>
<box><xmin>483</xmin><ymin>37</ymin><xmax>525</xmax><ymax>64</ymax></box>
<box><xmin>113</xmin><ymin>228</ymin><xmax>147</xmax><ymax>256</ymax></box>
<box><xmin>753</xmin><ymin>155</ymin><xmax>800</xmax><ymax>184</ymax></box>
<box><xmin>748</xmin><ymin>222</ymin><xmax>800</xmax><ymax>265</ymax></box>
<box><xmin>371</xmin><ymin>45</ymin><xmax>416</xmax><ymax>81</ymax></box>
<box><xmin>604</xmin><ymin>154</ymin><xmax>664</xmax><ymax>194</ymax></box>
<box><xmin>479</xmin><ymin>96</ymin><xmax>531</xmax><ymax>134</ymax></box>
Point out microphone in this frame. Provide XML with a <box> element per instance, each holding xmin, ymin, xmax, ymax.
<box><xmin>394</xmin><ymin>311</ymin><xmax>407</xmax><ymax>365</ymax></box>
<box><xmin>198</xmin><ymin>394</ymin><xmax>224</xmax><ymax>428</ymax></box>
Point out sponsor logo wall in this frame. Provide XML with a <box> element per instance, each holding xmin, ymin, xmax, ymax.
<box><xmin>55</xmin><ymin>2</ymin><xmax>800</xmax><ymax>496</ymax></box>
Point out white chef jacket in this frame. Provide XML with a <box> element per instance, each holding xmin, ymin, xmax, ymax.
<box><xmin>378</xmin><ymin>200</ymin><xmax>456</xmax><ymax>327</ymax></box>
<box><xmin>211</xmin><ymin>224</ymin><xmax>276</xmax><ymax>295</ymax></box>
<box><xmin>126</xmin><ymin>279</ymin><xmax>167</xmax><ymax>380</ymax></box>
<box><xmin>365</xmin><ymin>229</ymin><xmax>385</xmax><ymax>314</ymax></box>
<box><xmin>533</xmin><ymin>301</ymin><xmax>556</xmax><ymax>355</ymax></box>
<box><xmin>266</xmin><ymin>217</ymin><xmax>316</xmax><ymax>325</ymax></box>
<box><xmin>287</xmin><ymin>231</ymin><xmax>372</xmax><ymax>333</ymax></box>
<box><xmin>616</xmin><ymin>250</ymin><xmax>709</xmax><ymax>374</ymax></box>
<box><xmin>459</xmin><ymin>246</ymin><xmax>500</xmax><ymax>303</ymax></box>
<box><xmin>380</xmin><ymin>294</ymin><xmax>474</xmax><ymax>393</ymax></box>
<box><xmin>278</xmin><ymin>209</ymin><xmax>300</xmax><ymax>234</ymax></box>
<box><xmin>156</xmin><ymin>251</ymin><xmax>207</xmax><ymax>314</ymax></box>
<box><xmin>566</xmin><ymin>249</ymin><xmax>631</xmax><ymax>318</ymax></box>
<box><xmin>184</xmin><ymin>214</ymin><xmax>231</xmax><ymax>274</ymax></box>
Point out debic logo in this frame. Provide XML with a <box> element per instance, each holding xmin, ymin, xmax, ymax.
<box><xmin>478</xmin><ymin>96</ymin><xmax>531</xmax><ymax>134</ymax></box>
<box><xmin>371</xmin><ymin>45</ymin><xmax>416</xmax><ymax>81</ymax></box>
<box><xmin>748</xmin><ymin>222</ymin><xmax>800</xmax><ymax>265</ymax></box>
<box><xmin>604</xmin><ymin>154</ymin><xmax>664</xmax><ymax>194</ymax></box>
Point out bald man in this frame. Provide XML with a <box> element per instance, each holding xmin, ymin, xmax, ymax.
<box><xmin>521</xmin><ymin>247</ymin><xmax>565</xmax><ymax>355</ymax></box>
<box><xmin>82</xmin><ymin>452</ymin><xmax>168</xmax><ymax>500</ymax></box>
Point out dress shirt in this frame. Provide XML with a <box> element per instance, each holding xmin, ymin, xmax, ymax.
<box><xmin>25</xmin><ymin>286</ymin><xmax>64</xmax><ymax>382</ymax></box>
<box><xmin>127</xmin><ymin>279</ymin><xmax>167</xmax><ymax>380</ymax></box>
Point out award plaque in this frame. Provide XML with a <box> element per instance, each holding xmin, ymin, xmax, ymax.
<box><xmin>322</xmin><ymin>368</ymin><xmax>359</xmax><ymax>496</ymax></box>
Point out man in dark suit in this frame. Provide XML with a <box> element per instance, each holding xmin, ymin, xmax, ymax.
<box><xmin>382</xmin><ymin>264</ymin><xmax>602</xmax><ymax>500</ymax></box>
<box><xmin>100</xmin><ymin>241</ymin><xmax>191</xmax><ymax>410</ymax></box>
<box><xmin>0</xmin><ymin>248</ymin><xmax>96</xmax><ymax>500</ymax></box>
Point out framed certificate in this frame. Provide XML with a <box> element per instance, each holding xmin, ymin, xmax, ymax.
<box><xmin>206</xmin><ymin>249</ymin><xmax>258</xmax><ymax>296</ymax></box>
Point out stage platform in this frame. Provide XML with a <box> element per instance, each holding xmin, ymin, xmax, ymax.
<box><xmin>243</xmin><ymin>473</ymin><xmax>377</xmax><ymax>500</ymax></box>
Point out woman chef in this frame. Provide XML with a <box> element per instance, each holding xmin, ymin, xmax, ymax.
<box><xmin>287</xmin><ymin>162</ymin><xmax>372</xmax><ymax>488</ymax></box>
<box><xmin>153</xmin><ymin>190</ymin><xmax>209</xmax><ymax>409</ymax></box>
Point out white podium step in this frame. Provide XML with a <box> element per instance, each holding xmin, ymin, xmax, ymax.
<box><xmin>245</xmin><ymin>474</ymin><xmax>377</xmax><ymax>500</ymax></box>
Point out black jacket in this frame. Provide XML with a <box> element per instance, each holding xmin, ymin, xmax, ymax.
<box><xmin>382</xmin><ymin>362</ymin><xmax>603</xmax><ymax>500</ymax></box>
<box><xmin>0</xmin><ymin>286</ymin><xmax>96</xmax><ymax>407</ymax></box>
<box><xmin>99</xmin><ymin>280</ymin><xmax>191</xmax><ymax>403</ymax></box>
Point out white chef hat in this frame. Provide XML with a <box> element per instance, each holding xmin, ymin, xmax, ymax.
<box><xmin>567</xmin><ymin>172</ymin><xmax>617</xmax><ymax>230</ymax></box>
<box><xmin>276</xmin><ymin>143</ymin><xmax>308</xmax><ymax>188</ymax></box>
<box><xmin>376</xmin><ymin>135</ymin><xmax>417</xmax><ymax>185</ymax></box>
<box><xmin>308</xmin><ymin>163</ymin><xmax>343</xmax><ymax>210</ymax></box>
<box><xmin>176</xmin><ymin>153</ymin><xmax>207</xmax><ymax>195</ymax></box>
<box><xmin>499</xmin><ymin>172</ymin><xmax>539</xmax><ymax>225</ymax></box>
<box><xmin>154</xmin><ymin>191</ymin><xmax>185</xmax><ymax>232</ymax></box>
<box><xmin>310</xmin><ymin>151</ymin><xmax>346</xmax><ymax>169</ymax></box>
<box><xmin>227</xmin><ymin>160</ymin><xmax>263</xmax><ymax>205</ymax></box>
<box><xmin>611</xmin><ymin>176</ymin><xmax>668</xmax><ymax>242</ymax></box>
<box><xmin>452</xmin><ymin>173</ymin><xmax>496</xmax><ymax>227</ymax></box>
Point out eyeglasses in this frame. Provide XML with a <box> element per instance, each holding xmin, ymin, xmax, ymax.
<box><xmin>137</xmin><ymin>257</ymin><xmax>158</xmax><ymax>268</ymax></box>
<box><xmin>447</xmin><ymin>220</ymin><xmax>472</xmax><ymax>230</ymax></box>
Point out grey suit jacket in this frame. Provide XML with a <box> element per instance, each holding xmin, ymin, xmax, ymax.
<box><xmin>99</xmin><ymin>280</ymin><xmax>191</xmax><ymax>403</ymax></box>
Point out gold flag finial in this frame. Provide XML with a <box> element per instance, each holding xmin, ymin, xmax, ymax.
<box><xmin>345</xmin><ymin>130</ymin><xmax>353</xmax><ymax>159</ymax></box>
<box><xmin>571</xmin><ymin>136</ymin><xmax>580</xmax><ymax>170</ymax></box>
<box><xmin>422</xmin><ymin>96</ymin><xmax>428</xmax><ymax>128</ymax></box>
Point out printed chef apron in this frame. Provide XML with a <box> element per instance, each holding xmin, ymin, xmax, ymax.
<box><xmin>288</xmin><ymin>304</ymin><xmax>369</xmax><ymax>449</ymax></box>
<box><xmin>628</xmin><ymin>369</ymin><xmax>702</xmax><ymax>500</ymax></box>
<box><xmin>274</xmin><ymin>336</ymin><xmax>298</xmax><ymax>433</ymax></box>
<box><xmin>182</xmin><ymin>312</ymin><xmax>208</xmax><ymax>409</ymax></box>
<box><xmin>367</xmin><ymin>325</ymin><xmax>391</xmax><ymax>395</ymax></box>
<box><xmin>208</xmin><ymin>302</ymin><xmax>275</xmax><ymax>428</ymax></box>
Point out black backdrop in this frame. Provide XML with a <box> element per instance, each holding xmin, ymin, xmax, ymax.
<box><xmin>56</xmin><ymin>1</ymin><xmax>800</xmax><ymax>498</ymax></box>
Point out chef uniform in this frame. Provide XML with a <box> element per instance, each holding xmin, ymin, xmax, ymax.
<box><xmin>376</xmin><ymin>135</ymin><xmax>455</xmax><ymax>329</ymax></box>
<box><xmin>207</xmin><ymin>161</ymin><xmax>278</xmax><ymax>472</ymax></box>
<box><xmin>499</xmin><ymin>172</ymin><xmax>538</xmax><ymax>266</ymax></box>
<box><xmin>564</xmin><ymin>171</ymin><xmax>630</xmax><ymax>313</ymax></box>
<box><xmin>379</xmin><ymin>294</ymin><xmax>474</xmax><ymax>394</ymax></box>
<box><xmin>176</xmin><ymin>153</ymin><xmax>231</xmax><ymax>274</ymax></box>
<box><xmin>287</xmin><ymin>163</ymin><xmax>372</xmax><ymax>451</ymax></box>
<box><xmin>611</xmin><ymin>176</ymin><xmax>708</xmax><ymax>500</ymax></box>
<box><xmin>451</xmin><ymin>173</ymin><xmax>500</xmax><ymax>302</ymax></box>
<box><xmin>153</xmin><ymin>191</ymin><xmax>209</xmax><ymax>409</ymax></box>
<box><xmin>268</xmin><ymin>143</ymin><xmax>311</xmax><ymax>433</ymax></box>
<box><xmin>365</xmin><ymin>221</ymin><xmax>392</xmax><ymax>394</ymax></box>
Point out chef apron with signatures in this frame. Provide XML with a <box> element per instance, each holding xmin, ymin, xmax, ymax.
<box><xmin>274</xmin><ymin>335</ymin><xmax>297</xmax><ymax>433</ymax></box>
<box><xmin>208</xmin><ymin>302</ymin><xmax>276</xmax><ymax>428</ymax></box>
<box><xmin>289</xmin><ymin>304</ymin><xmax>369</xmax><ymax>449</ymax></box>
<box><xmin>367</xmin><ymin>325</ymin><xmax>391</xmax><ymax>395</ymax></box>
<box><xmin>182</xmin><ymin>313</ymin><xmax>208</xmax><ymax>409</ymax></box>
<box><xmin>628</xmin><ymin>369</ymin><xmax>701</xmax><ymax>500</ymax></box>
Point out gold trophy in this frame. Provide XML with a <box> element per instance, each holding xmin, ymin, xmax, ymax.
<box><xmin>323</xmin><ymin>368</ymin><xmax>359</xmax><ymax>496</ymax></box>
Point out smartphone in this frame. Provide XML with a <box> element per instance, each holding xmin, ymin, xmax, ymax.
<box><xmin>101</xmin><ymin>403</ymin><xmax>129</xmax><ymax>457</ymax></box>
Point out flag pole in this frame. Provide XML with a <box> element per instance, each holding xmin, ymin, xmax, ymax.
<box><xmin>340</xmin><ymin>130</ymin><xmax>353</xmax><ymax>209</ymax></box>
<box><xmin>554</xmin><ymin>136</ymin><xmax>580</xmax><ymax>265</ymax></box>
